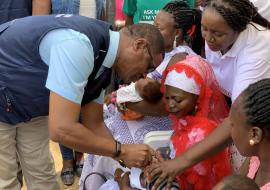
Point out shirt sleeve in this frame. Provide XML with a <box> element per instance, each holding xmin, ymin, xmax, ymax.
<box><xmin>232</xmin><ymin>59</ymin><xmax>270</xmax><ymax>102</ymax></box>
<box><xmin>122</xmin><ymin>0</ymin><xmax>137</xmax><ymax>16</ymax></box>
<box><xmin>40</xmin><ymin>30</ymin><xmax>95</xmax><ymax>104</ymax></box>
<box><xmin>146</xmin><ymin>69</ymin><xmax>162</xmax><ymax>81</ymax></box>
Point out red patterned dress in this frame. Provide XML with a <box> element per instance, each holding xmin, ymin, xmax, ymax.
<box><xmin>161</xmin><ymin>55</ymin><xmax>231</xmax><ymax>190</ymax></box>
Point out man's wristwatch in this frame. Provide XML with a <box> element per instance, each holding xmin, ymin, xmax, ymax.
<box><xmin>114</xmin><ymin>140</ymin><xmax>126</xmax><ymax>168</ymax></box>
<box><xmin>114</xmin><ymin>140</ymin><xmax>121</xmax><ymax>158</ymax></box>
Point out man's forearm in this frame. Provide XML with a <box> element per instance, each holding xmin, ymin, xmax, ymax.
<box><xmin>91</xmin><ymin>121</ymin><xmax>114</xmax><ymax>139</ymax></box>
<box><xmin>32</xmin><ymin>0</ymin><xmax>51</xmax><ymax>15</ymax></box>
<box><xmin>51</xmin><ymin>121</ymin><xmax>116</xmax><ymax>157</ymax></box>
<box><xmin>126</xmin><ymin>99</ymin><xmax>168</xmax><ymax>117</ymax></box>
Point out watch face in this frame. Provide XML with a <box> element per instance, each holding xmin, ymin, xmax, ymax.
<box><xmin>114</xmin><ymin>140</ymin><xmax>121</xmax><ymax>158</ymax></box>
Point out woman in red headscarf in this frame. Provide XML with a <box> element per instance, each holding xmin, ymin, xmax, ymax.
<box><xmin>148</xmin><ymin>55</ymin><xmax>231</xmax><ymax>190</ymax></box>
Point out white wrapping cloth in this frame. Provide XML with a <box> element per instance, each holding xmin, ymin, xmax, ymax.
<box><xmin>99</xmin><ymin>179</ymin><xmax>119</xmax><ymax>190</ymax></box>
<box><xmin>129</xmin><ymin>168</ymin><xmax>146</xmax><ymax>190</ymax></box>
<box><xmin>116</xmin><ymin>82</ymin><xmax>143</xmax><ymax>104</ymax></box>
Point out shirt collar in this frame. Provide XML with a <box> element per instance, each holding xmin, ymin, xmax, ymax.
<box><xmin>102</xmin><ymin>30</ymin><xmax>120</xmax><ymax>68</ymax></box>
<box><xmin>222</xmin><ymin>29</ymin><xmax>247</xmax><ymax>58</ymax></box>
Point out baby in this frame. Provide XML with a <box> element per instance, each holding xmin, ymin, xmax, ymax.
<box><xmin>117</xmin><ymin>78</ymin><xmax>162</xmax><ymax>104</ymax></box>
<box><xmin>122</xmin><ymin>167</ymin><xmax>179</xmax><ymax>190</ymax></box>
<box><xmin>114</xmin><ymin>147</ymin><xmax>180</xmax><ymax>190</ymax></box>
<box><xmin>116</xmin><ymin>78</ymin><xmax>162</xmax><ymax>120</ymax></box>
<box><xmin>213</xmin><ymin>175</ymin><xmax>260</xmax><ymax>190</ymax></box>
<box><xmin>135</xmin><ymin>78</ymin><xmax>163</xmax><ymax>103</ymax></box>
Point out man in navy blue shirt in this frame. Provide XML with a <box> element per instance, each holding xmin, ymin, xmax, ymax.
<box><xmin>0</xmin><ymin>15</ymin><xmax>164</xmax><ymax>190</ymax></box>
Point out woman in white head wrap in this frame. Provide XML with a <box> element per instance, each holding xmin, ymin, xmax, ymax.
<box><xmin>148</xmin><ymin>55</ymin><xmax>231</xmax><ymax>190</ymax></box>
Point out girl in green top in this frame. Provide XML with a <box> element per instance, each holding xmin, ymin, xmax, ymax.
<box><xmin>122</xmin><ymin>0</ymin><xmax>200</xmax><ymax>25</ymax></box>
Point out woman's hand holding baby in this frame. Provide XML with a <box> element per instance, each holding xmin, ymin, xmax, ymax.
<box><xmin>145</xmin><ymin>152</ymin><xmax>186</xmax><ymax>190</ymax></box>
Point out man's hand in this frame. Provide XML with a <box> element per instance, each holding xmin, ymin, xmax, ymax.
<box><xmin>118</xmin><ymin>144</ymin><xmax>155</xmax><ymax>168</ymax></box>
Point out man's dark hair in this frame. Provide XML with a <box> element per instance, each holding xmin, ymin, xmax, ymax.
<box><xmin>242</xmin><ymin>79</ymin><xmax>270</xmax><ymax>135</ymax></box>
<box><xmin>205</xmin><ymin>0</ymin><xmax>270</xmax><ymax>32</ymax></box>
<box><xmin>162</xmin><ymin>1</ymin><xmax>203</xmax><ymax>54</ymax></box>
<box><xmin>220</xmin><ymin>175</ymin><xmax>259</xmax><ymax>190</ymax></box>
<box><xmin>125</xmin><ymin>23</ymin><xmax>165</xmax><ymax>61</ymax></box>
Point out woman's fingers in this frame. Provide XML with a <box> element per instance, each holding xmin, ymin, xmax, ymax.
<box><xmin>155</xmin><ymin>150</ymin><xmax>165</xmax><ymax>162</ymax></box>
<box><xmin>149</xmin><ymin>148</ymin><xmax>155</xmax><ymax>161</ymax></box>
<box><xmin>151</xmin><ymin>173</ymin><xmax>167</xmax><ymax>190</ymax></box>
<box><xmin>165</xmin><ymin>177</ymin><xmax>174</xmax><ymax>190</ymax></box>
<box><xmin>150</xmin><ymin>147</ymin><xmax>155</xmax><ymax>157</ymax></box>
<box><xmin>148</xmin><ymin>165</ymin><xmax>163</xmax><ymax>182</ymax></box>
<box><xmin>147</xmin><ymin>163</ymin><xmax>161</xmax><ymax>175</ymax></box>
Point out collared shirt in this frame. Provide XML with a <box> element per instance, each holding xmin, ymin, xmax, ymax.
<box><xmin>206</xmin><ymin>23</ymin><xmax>270</xmax><ymax>102</ymax></box>
<box><xmin>250</xmin><ymin>0</ymin><xmax>270</xmax><ymax>21</ymax></box>
<box><xmin>39</xmin><ymin>29</ymin><xmax>120</xmax><ymax>104</ymax></box>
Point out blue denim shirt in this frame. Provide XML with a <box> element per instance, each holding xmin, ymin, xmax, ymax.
<box><xmin>51</xmin><ymin>0</ymin><xmax>104</xmax><ymax>19</ymax></box>
<box><xmin>51</xmin><ymin>0</ymin><xmax>80</xmax><ymax>14</ymax></box>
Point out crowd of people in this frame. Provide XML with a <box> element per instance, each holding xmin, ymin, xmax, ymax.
<box><xmin>0</xmin><ymin>0</ymin><xmax>270</xmax><ymax>190</ymax></box>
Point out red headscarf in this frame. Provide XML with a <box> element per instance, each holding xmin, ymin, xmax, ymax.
<box><xmin>161</xmin><ymin>55</ymin><xmax>229</xmax><ymax>124</ymax></box>
<box><xmin>161</xmin><ymin>55</ymin><xmax>231</xmax><ymax>189</ymax></box>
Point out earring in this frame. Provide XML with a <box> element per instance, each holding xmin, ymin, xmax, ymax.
<box><xmin>249</xmin><ymin>139</ymin><xmax>255</xmax><ymax>146</ymax></box>
<box><xmin>173</xmin><ymin>37</ymin><xmax>177</xmax><ymax>48</ymax></box>
<box><xmin>173</xmin><ymin>35</ymin><xmax>179</xmax><ymax>48</ymax></box>
<box><xmin>195</xmin><ymin>105</ymin><xmax>198</xmax><ymax>112</ymax></box>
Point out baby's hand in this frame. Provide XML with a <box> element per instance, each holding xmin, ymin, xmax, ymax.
<box><xmin>104</xmin><ymin>94</ymin><xmax>112</xmax><ymax>105</ymax></box>
<box><xmin>114</xmin><ymin>168</ymin><xmax>137</xmax><ymax>190</ymax></box>
<box><xmin>116</xmin><ymin>103</ymin><xmax>128</xmax><ymax>114</ymax></box>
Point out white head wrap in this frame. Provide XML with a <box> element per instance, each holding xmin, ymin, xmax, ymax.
<box><xmin>164</xmin><ymin>70</ymin><xmax>200</xmax><ymax>95</ymax></box>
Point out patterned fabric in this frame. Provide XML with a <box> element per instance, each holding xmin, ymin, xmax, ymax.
<box><xmin>79</xmin><ymin>111</ymin><xmax>171</xmax><ymax>189</ymax></box>
<box><xmin>247</xmin><ymin>156</ymin><xmax>270</xmax><ymax>190</ymax></box>
<box><xmin>161</xmin><ymin>55</ymin><xmax>231</xmax><ymax>190</ymax></box>
<box><xmin>106</xmin><ymin>112</ymin><xmax>171</xmax><ymax>144</ymax></box>
<box><xmin>229</xmin><ymin>144</ymin><xmax>245</xmax><ymax>173</ymax></box>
